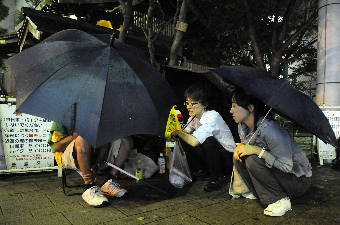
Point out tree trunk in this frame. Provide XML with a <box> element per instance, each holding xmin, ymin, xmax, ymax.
<box><xmin>147</xmin><ymin>0</ymin><xmax>157</xmax><ymax>68</ymax></box>
<box><xmin>270</xmin><ymin>54</ymin><xmax>282</xmax><ymax>77</ymax></box>
<box><xmin>169</xmin><ymin>0</ymin><xmax>189</xmax><ymax>66</ymax></box>
<box><xmin>242</xmin><ymin>0</ymin><xmax>266</xmax><ymax>70</ymax></box>
<box><xmin>118</xmin><ymin>0</ymin><xmax>133</xmax><ymax>43</ymax></box>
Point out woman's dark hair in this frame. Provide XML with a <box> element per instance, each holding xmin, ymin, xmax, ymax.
<box><xmin>231</xmin><ymin>88</ymin><xmax>273</xmax><ymax>130</ymax></box>
<box><xmin>184</xmin><ymin>83</ymin><xmax>210</xmax><ymax>108</ymax></box>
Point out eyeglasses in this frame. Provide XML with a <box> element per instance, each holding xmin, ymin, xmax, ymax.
<box><xmin>184</xmin><ymin>102</ymin><xmax>199</xmax><ymax>107</ymax></box>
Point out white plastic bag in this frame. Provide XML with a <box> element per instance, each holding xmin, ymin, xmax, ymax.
<box><xmin>169</xmin><ymin>141</ymin><xmax>192</xmax><ymax>188</ymax></box>
<box><xmin>123</xmin><ymin>150</ymin><xmax>158</xmax><ymax>179</ymax></box>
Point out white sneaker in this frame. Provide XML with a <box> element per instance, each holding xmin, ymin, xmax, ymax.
<box><xmin>101</xmin><ymin>179</ymin><xmax>127</xmax><ymax>198</ymax></box>
<box><xmin>82</xmin><ymin>186</ymin><xmax>109</xmax><ymax>207</ymax></box>
<box><xmin>264</xmin><ymin>197</ymin><xmax>291</xmax><ymax>216</ymax></box>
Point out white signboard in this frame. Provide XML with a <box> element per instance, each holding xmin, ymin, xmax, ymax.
<box><xmin>0</xmin><ymin>103</ymin><xmax>54</xmax><ymax>172</ymax></box>
<box><xmin>318</xmin><ymin>109</ymin><xmax>340</xmax><ymax>165</ymax></box>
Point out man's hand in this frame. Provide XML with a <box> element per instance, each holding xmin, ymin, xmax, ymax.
<box><xmin>72</xmin><ymin>132</ymin><xmax>79</xmax><ymax>139</ymax></box>
<box><xmin>171</xmin><ymin>128</ymin><xmax>200</xmax><ymax>147</ymax></box>
<box><xmin>54</xmin><ymin>132</ymin><xmax>80</xmax><ymax>153</ymax></box>
<box><xmin>83</xmin><ymin>163</ymin><xmax>99</xmax><ymax>184</ymax></box>
<box><xmin>170</xmin><ymin>129</ymin><xmax>180</xmax><ymax>140</ymax></box>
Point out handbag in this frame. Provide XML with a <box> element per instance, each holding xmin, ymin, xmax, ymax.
<box><xmin>229</xmin><ymin>165</ymin><xmax>250</xmax><ymax>197</ymax></box>
<box><xmin>169</xmin><ymin>140</ymin><xmax>192</xmax><ymax>188</ymax></box>
<box><xmin>229</xmin><ymin>121</ymin><xmax>266</xmax><ymax>197</ymax></box>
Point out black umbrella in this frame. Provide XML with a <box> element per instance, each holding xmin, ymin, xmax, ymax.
<box><xmin>5</xmin><ymin>29</ymin><xmax>177</xmax><ymax>148</ymax></box>
<box><xmin>210</xmin><ymin>65</ymin><xmax>339</xmax><ymax>149</ymax></box>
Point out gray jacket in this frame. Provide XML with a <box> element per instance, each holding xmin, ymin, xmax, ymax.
<box><xmin>239</xmin><ymin>118</ymin><xmax>312</xmax><ymax>178</ymax></box>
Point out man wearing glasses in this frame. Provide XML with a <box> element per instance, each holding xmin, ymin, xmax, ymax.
<box><xmin>171</xmin><ymin>83</ymin><xmax>236</xmax><ymax>192</ymax></box>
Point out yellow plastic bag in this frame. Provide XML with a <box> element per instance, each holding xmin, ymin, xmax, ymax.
<box><xmin>165</xmin><ymin>105</ymin><xmax>183</xmax><ymax>141</ymax></box>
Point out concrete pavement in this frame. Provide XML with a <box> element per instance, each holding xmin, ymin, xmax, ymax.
<box><xmin>1</xmin><ymin>159</ymin><xmax>340</xmax><ymax>224</ymax></box>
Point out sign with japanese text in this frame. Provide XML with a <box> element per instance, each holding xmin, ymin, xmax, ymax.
<box><xmin>318</xmin><ymin>109</ymin><xmax>340</xmax><ymax>164</ymax></box>
<box><xmin>0</xmin><ymin>103</ymin><xmax>54</xmax><ymax>171</ymax></box>
<box><xmin>324</xmin><ymin>111</ymin><xmax>340</xmax><ymax>138</ymax></box>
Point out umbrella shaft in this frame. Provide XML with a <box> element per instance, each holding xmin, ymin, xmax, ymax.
<box><xmin>248</xmin><ymin>107</ymin><xmax>272</xmax><ymax>144</ymax></box>
<box><xmin>104</xmin><ymin>161</ymin><xmax>169</xmax><ymax>195</ymax></box>
<box><xmin>104</xmin><ymin>161</ymin><xmax>139</xmax><ymax>180</ymax></box>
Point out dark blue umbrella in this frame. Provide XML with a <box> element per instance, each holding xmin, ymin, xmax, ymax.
<box><xmin>5</xmin><ymin>29</ymin><xmax>177</xmax><ymax>148</ymax></box>
<box><xmin>210</xmin><ymin>65</ymin><xmax>339</xmax><ymax>149</ymax></box>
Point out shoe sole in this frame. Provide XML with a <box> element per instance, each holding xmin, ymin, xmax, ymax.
<box><xmin>102</xmin><ymin>189</ymin><xmax>127</xmax><ymax>198</ymax></box>
<box><xmin>264</xmin><ymin>208</ymin><xmax>291</xmax><ymax>216</ymax></box>
<box><xmin>92</xmin><ymin>201</ymin><xmax>110</xmax><ymax>208</ymax></box>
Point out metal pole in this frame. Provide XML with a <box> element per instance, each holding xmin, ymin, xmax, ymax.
<box><xmin>316</xmin><ymin>0</ymin><xmax>340</xmax><ymax>106</ymax></box>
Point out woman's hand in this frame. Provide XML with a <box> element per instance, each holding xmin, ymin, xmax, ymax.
<box><xmin>234</xmin><ymin>143</ymin><xmax>244</xmax><ymax>162</ymax></box>
<box><xmin>234</xmin><ymin>143</ymin><xmax>262</xmax><ymax>162</ymax></box>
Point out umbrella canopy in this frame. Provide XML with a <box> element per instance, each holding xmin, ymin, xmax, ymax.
<box><xmin>210</xmin><ymin>65</ymin><xmax>339</xmax><ymax>149</ymax></box>
<box><xmin>5</xmin><ymin>29</ymin><xmax>177</xmax><ymax>148</ymax></box>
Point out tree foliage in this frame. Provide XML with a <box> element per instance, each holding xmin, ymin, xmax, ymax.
<box><xmin>183</xmin><ymin>0</ymin><xmax>318</xmax><ymax>77</ymax></box>
<box><xmin>0</xmin><ymin>0</ymin><xmax>9</xmax><ymax>21</ymax></box>
<box><xmin>16</xmin><ymin>0</ymin><xmax>53</xmax><ymax>25</ymax></box>
<box><xmin>0</xmin><ymin>0</ymin><xmax>9</xmax><ymax>35</ymax></box>
<box><xmin>288</xmin><ymin>44</ymin><xmax>317</xmax><ymax>98</ymax></box>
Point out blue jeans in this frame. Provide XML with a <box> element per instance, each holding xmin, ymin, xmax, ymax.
<box><xmin>234</xmin><ymin>155</ymin><xmax>310</xmax><ymax>205</ymax></box>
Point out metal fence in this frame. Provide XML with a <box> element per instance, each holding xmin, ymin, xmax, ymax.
<box><xmin>287</xmin><ymin>72</ymin><xmax>316</xmax><ymax>100</ymax></box>
<box><xmin>133</xmin><ymin>11</ymin><xmax>174</xmax><ymax>37</ymax></box>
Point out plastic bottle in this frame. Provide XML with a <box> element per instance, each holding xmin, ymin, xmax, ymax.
<box><xmin>136</xmin><ymin>159</ymin><xmax>143</xmax><ymax>182</ymax></box>
<box><xmin>158</xmin><ymin>153</ymin><xmax>166</xmax><ymax>174</ymax></box>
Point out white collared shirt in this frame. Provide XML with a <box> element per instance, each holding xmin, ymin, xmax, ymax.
<box><xmin>185</xmin><ymin>110</ymin><xmax>236</xmax><ymax>152</ymax></box>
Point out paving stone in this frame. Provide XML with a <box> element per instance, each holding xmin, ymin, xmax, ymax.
<box><xmin>30</xmin><ymin>202</ymin><xmax>85</xmax><ymax>217</ymax></box>
<box><xmin>148</xmin><ymin>212</ymin><xmax>209</xmax><ymax>225</ymax></box>
<box><xmin>185</xmin><ymin>201</ymin><xmax>262</xmax><ymax>224</ymax></box>
<box><xmin>0</xmin><ymin>193</ymin><xmax>22</xmax><ymax>202</ymax></box>
<box><xmin>0</xmin><ymin>211</ymin><xmax>33</xmax><ymax>223</ymax></box>
<box><xmin>1</xmin><ymin>195</ymin><xmax>54</xmax><ymax>215</ymax></box>
<box><xmin>6</xmin><ymin>212</ymin><xmax>71</xmax><ymax>225</ymax></box>
<box><xmin>0</xmin><ymin>182</ymin><xmax>41</xmax><ymax>195</ymax></box>
<box><xmin>2</xmin><ymin>161</ymin><xmax>340</xmax><ymax>224</ymax></box>
<box><xmin>62</xmin><ymin>207</ymin><xmax>126</xmax><ymax>225</ymax></box>
<box><xmin>102</xmin><ymin>211</ymin><xmax>161</xmax><ymax>225</ymax></box>
<box><xmin>112</xmin><ymin>199</ymin><xmax>168</xmax><ymax>215</ymax></box>
<box><xmin>151</xmin><ymin>201</ymin><xmax>198</xmax><ymax>217</ymax></box>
